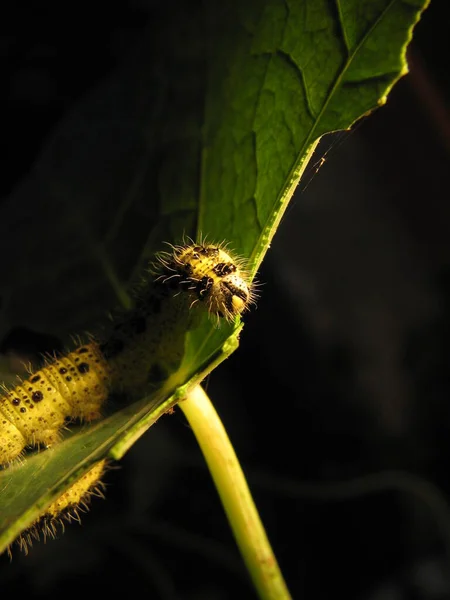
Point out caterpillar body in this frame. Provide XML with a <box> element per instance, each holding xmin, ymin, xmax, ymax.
<box><xmin>0</xmin><ymin>241</ymin><xmax>254</xmax><ymax>466</ymax></box>
<box><xmin>11</xmin><ymin>460</ymin><xmax>107</xmax><ymax>556</ymax></box>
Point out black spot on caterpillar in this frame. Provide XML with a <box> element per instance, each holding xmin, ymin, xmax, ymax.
<box><xmin>10</xmin><ymin>460</ymin><xmax>107</xmax><ymax>556</ymax></box>
<box><xmin>0</xmin><ymin>241</ymin><xmax>255</xmax><ymax>466</ymax></box>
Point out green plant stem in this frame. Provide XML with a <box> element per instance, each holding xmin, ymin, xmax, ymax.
<box><xmin>180</xmin><ymin>385</ymin><xmax>292</xmax><ymax>600</ymax></box>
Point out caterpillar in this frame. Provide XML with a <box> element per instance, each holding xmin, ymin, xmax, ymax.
<box><xmin>10</xmin><ymin>459</ymin><xmax>107</xmax><ymax>556</ymax></box>
<box><xmin>0</xmin><ymin>241</ymin><xmax>255</xmax><ymax>466</ymax></box>
<box><xmin>156</xmin><ymin>241</ymin><xmax>254</xmax><ymax>321</ymax></box>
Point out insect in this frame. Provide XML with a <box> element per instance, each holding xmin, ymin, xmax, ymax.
<box><xmin>155</xmin><ymin>241</ymin><xmax>255</xmax><ymax>322</ymax></box>
<box><xmin>10</xmin><ymin>460</ymin><xmax>107</xmax><ymax>556</ymax></box>
<box><xmin>1</xmin><ymin>240</ymin><xmax>255</xmax><ymax>552</ymax></box>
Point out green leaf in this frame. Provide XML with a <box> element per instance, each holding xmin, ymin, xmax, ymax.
<box><xmin>0</xmin><ymin>0</ymin><xmax>429</xmax><ymax>555</ymax></box>
<box><xmin>0</xmin><ymin>323</ymin><xmax>242</xmax><ymax>552</ymax></box>
<box><xmin>200</xmin><ymin>0</ymin><xmax>430</xmax><ymax>275</ymax></box>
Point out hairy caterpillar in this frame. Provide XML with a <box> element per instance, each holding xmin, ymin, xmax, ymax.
<box><xmin>10</xmin><ymin>460</ymin><xmax>107</xmax><ymax>556</ymax></box>
<box><xmin>156</xmin><ymin>241</ymin><xmax>254</xmax><ymax>321</ymax></box>
<box><xmin>0</xmin><ymin>241</ymin><xmax>254</xmax><ymax>466</ymax></box>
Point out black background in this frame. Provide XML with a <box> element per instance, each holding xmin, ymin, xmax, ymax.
<box><xmin>1</xmin><ymin>1</ymin><xmax>450</xmax><ymax>599</ymax></box>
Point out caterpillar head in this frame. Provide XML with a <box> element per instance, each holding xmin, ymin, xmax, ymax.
<box><xmin>156</xmin><ymin>242</ymin><xmax>255</xmax><ymax>322</ymax></box>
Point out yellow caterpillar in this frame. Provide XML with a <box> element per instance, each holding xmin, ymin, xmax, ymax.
<box><xmin>156</xmin><ymin>241</ymin><xmax>254</xmax><ymax>321</ymax></box>
<box><xmin>0</xmin><ymin>241</ymin><xmax>254</xmax><ymax>466</ymax></box>
<box><xmin>11</xmin><ymin>460</ymin><xmax>107</xmax><ymax>556</ymax></box>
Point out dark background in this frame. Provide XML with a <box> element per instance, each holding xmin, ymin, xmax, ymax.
<box><xmin>1</xmin><ymin>1</ymin><xmax>450</xmax><ymax>599</ymax></box>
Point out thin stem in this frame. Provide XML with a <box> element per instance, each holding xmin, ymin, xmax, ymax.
<box><xmin>180</xmin><ymin>385</ymin><xmax>292</xmax><ymax>600</ymax></box>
